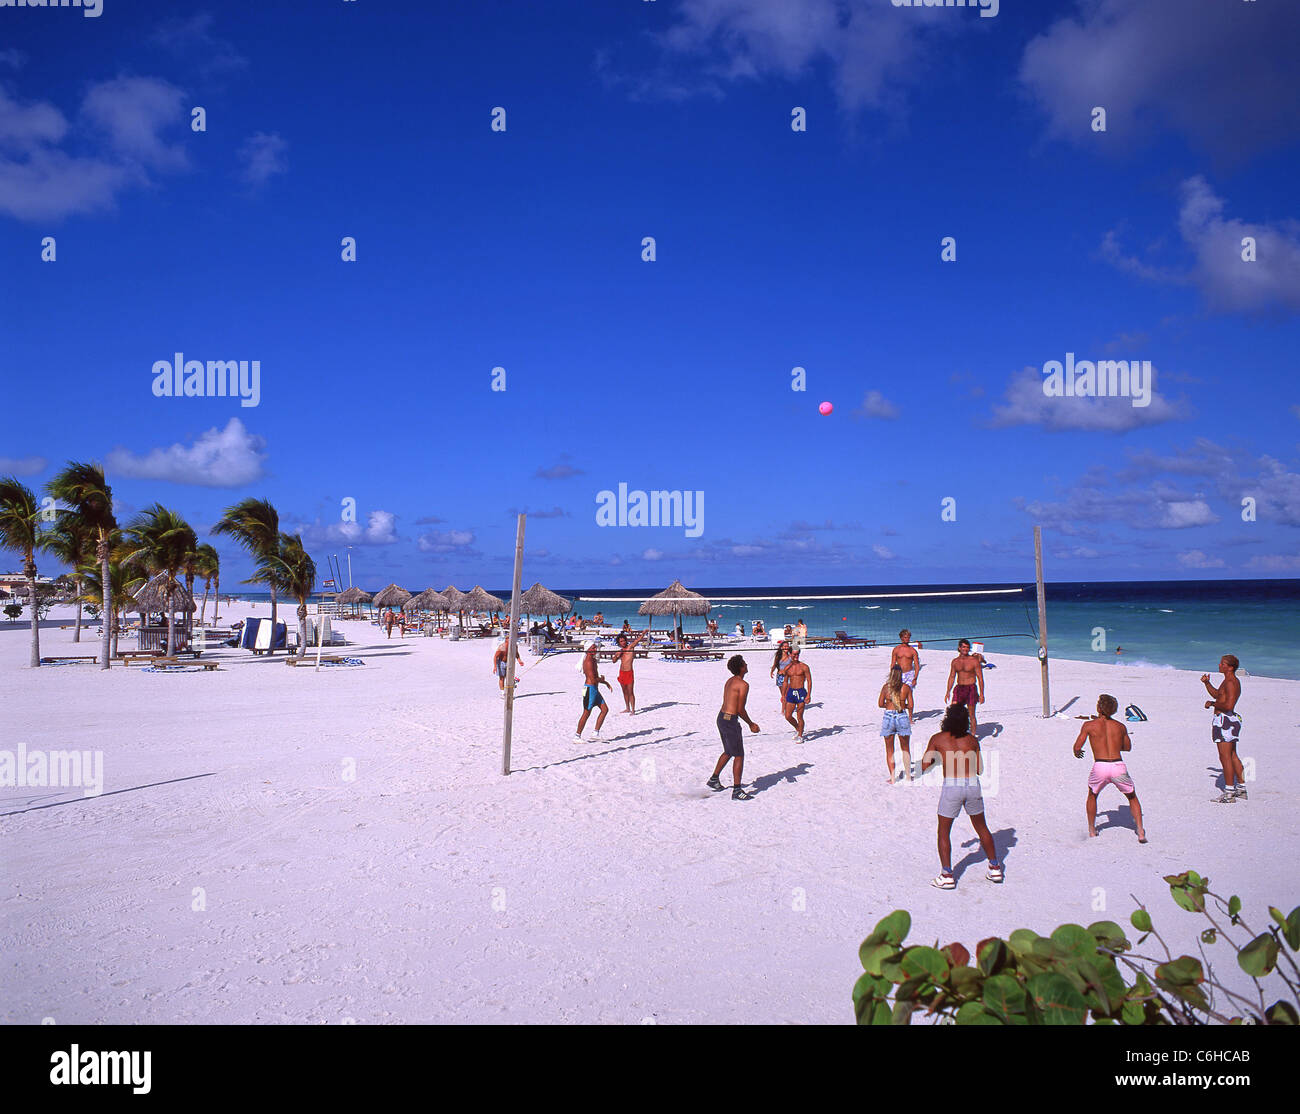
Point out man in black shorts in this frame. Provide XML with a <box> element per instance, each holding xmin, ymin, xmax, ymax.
<box><xmin>707</xmin><ymin>655</ymin><xmax>760</xmax><ymax>800</ymax></box>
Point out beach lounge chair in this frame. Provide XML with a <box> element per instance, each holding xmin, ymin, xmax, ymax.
<box><xmin>829</xmin><ymin>630</ymin><xmax>875</xmax><ymax>648</ymax></box>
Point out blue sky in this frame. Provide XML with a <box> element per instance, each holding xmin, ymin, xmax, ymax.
<box><xmin>2</xmin><ymin>0</ymin><xmax>1299</xmax><ymax>592</ymax></box>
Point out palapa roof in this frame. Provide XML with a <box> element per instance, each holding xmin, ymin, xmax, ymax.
<box><xmin>405</xmin><ymin>588</ymin><xmax>451</xmax><ymax>612</ymax></box>
<box><xmin>371</xmin><ymin>583</ymin><xmax>412</xmax><ymax>608</ymax></box>
<box><xmin>442</xmin><ymin>585</ymin><xmax>469</xmax><ymax>610</ymax></box>
<box><xmin>511</xmin><ymin>581</ymin><xmax>571</xmax><ymax>616</ymax></box>
<box><xmin>336</xmin><ymin>586</ymin><xmax>372</xmax><ymax>604</ymax></box>
<box><xmin>462</xmin><ymin>585</ymin><xmax>506</xmax><ymax>612</ymax></box>
<box><xmin>637</xmin><ymin>579</ymin><xmax>711</xmax><ymax>617</ymax></box>
<box><xmin>132</xmin><ymin>573</ymin><xmax>197</xmax><ymax>613</ymax></box>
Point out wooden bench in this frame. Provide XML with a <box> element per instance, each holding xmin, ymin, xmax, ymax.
<box><xmin>661</xmin><ymin>649</ymin><xmax>724</xmax><ymax>662</ymax></box>
<box><xmin>121</xmin><ymin>651</ymin><xmax>164</xmax><ymax>666</ymax></box>
<box><xmin>285</xmin><ymin>655</ymin><xmax>343</xmax><ymax>666</ymax></box>
<box><xmin>598</xmin><ymin>649</ymin><xmax>649</xmax><ymax>661</ymax></box>
<box><xmin>40</xmin><ymin>655</ymin><xmax>98</xmax><ymax>664</ymax></box>
<box><xmin>148</xmin><ymin>658</ymin><xmax>219</xmax><ymax>671</ymax></box>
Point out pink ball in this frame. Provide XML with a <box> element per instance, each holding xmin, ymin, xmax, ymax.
<box><xmin>818</xmin><ymin>401</ymin><xmax>833</xmax><ymax>416</ymax></box>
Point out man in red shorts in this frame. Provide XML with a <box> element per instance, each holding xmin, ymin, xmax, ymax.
<box><xmin>614</xmin><ymin>624</ymin><xmax>649</xmax><ymax>715</ymax></box>
<box><xmin>944</xmin><ymin>639</ymin><xmax>985</xmax><ymax>732</ymax></box>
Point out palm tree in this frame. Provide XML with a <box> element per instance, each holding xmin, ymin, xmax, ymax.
<box><xmin>81</xmin><ymin>547</ymin><xmax>141</xmax><ymax>659</ymax></box>
<box><xmin>0</xmin><ymin>477</ymin><xmax>44</xmax><ymax>667</ymax></box>
<box><xmin>47</xmin><ymin>463</ymin><xmax>116</xmax><ymax>669</ymax></box>
<box><xmin>261</xmin><ymin>532</ymin><xmax>316</xmax><ymax>658</ymax></box>
<box><xmin>213</xmin><ymin>499</ymin><xmax>280</xmax><ymax>629</ymax></box>
<box><xmin>41</xmin><ymin>512</ymin><xmax>94</xmax><ymax>643</ymax></box>
<box><xmin>194</xmin><ymin>543</ymin><xmax>220</xmax><ymax>625</ymax></box>
<box><xmin>121</xmin><ymin>505</ymin><xmax>198</xmax><ymax>658</ymax></box>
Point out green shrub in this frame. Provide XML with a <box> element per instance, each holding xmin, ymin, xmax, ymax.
<box><xmin>854</xmin><ymin>871</ymin><xmax>1298</xmax><ymax>1025</ymax></box>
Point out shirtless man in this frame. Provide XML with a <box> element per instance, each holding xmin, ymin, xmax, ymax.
<box><xmin>492</xmin><ymin>637</ymin><xmax>521</xmax><ymax>697</ymax></box>
<box><xmin>1202</xmin><ymin>654</ymin><xmax>1245</xmax><ymax>803</ymax></box>
<box><xmin>920</xmin><ymin>704</ymin><xmax>1003</xmax><ymax>888</ymax></box>
<box><xmin>575</xmin><ymin>640</ymin><xmax>611</xmax><ymax>742</ymax></box>
<box><xmin>707</xmin><ymin>655</ymin><xmax>760</xmax><ymax>801</ymax></box>
<box><xmin>781</xmin><ymin>647</ymin><xmax>813</xmax><ymax>741</ymax></box>
<box><xmin>944</xmin><ymin>639</ymin><xmax>984</xmax><ymax>732</ymax></box>
<box><xmin>1074</xmin><ymin>694</ymin><xmax>1146</xmax><ymax>841</ymax></box>
<box><xmin>614</xmin><ymin>625</ymin><xmax>649</xmax><ymax>714</ymax></box>
<box><xmin>890</xmin><ymin>629</ymin><xmax>922</xmax><ymax>692</ymax></box>
<box><xmin>795</xmin><ymin>618</ymin><xmax>808</xmax><ymax>652</ymax></box>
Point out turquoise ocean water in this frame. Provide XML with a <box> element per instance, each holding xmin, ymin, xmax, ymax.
<box><xmin>244</xmin><ymin>580</ymin><xmax>1300</xmax><ymax>680</ymax></box>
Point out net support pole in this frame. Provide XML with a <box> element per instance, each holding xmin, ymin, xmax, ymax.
<box><xmin>1034</xmin><ymin>525</ymin><xmax>1050</xmax><ymax>717</ymax></box>
<box><xmin>502</xmin><ymin>514</ymin><xmax>526</xmax><ymax>775</ymax></box>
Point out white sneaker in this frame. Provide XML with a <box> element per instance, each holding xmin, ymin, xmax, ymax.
<box><xmin>592</xmin><ymin>731</ymin><xmax>603</xmax><ymax>742</ymax></box>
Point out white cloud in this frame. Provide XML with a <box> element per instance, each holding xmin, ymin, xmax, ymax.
<box><xmin>0</xmin><ymin>77</ymin><xmax>188</xmax><ymax>221</ymax></box>
<box><xmin>294</xmin><ymin>510</ymin><xmax>400</xmax><ymax>547</ymax></box>
<box><xmin>0</xmin><ymin>455</ymin><xmax>46</xmax><ymax>476</ymax></box>
<box><xmin>1246</xmin><ymin>554</ymin><xmax>1300</xmax><ymax>573</ymax></box>
<box><xmin>854</xmin><ymin>390</ymin><xmax>899</xmax><ymax>420</ymax></box>
<box><xmin>1020</xmin><ymin>0</ymin><xmax>1300</xmax><ymax>161</ymax></box>
<box><xmin>990</xmin><ymin>367</ymin><xmax>1189</xmax><ymax>432</ymax></box>
<box><xmin>1103</xmin><ymin>178</ymin><xmax>1300</xmax><ymax>314</ymax></box>
<box><xmin>872</xmin><ymin>544</ymin><xmax>895</xmax><ymax>559</ymax></box>
<box><xmin>106</xmin><ymin>418</ymin><xmax>267</xmax><ymax>487</ymax></box>
<box><xmin>1178</xmin><ymin>550</ymin><xmax>1224</xmax><ymax>569</ymax></box>
<box><xmin>1157</xmin><ymin>500</ymin><xmax>1217</xmax><ymax>529</ymax></box>
<box><xmin>238</xmin><ymin>132</ymin><xmax>287</xmax><ymax>188</ymax></box>
<box><xmin>417</xmin><ymin>529</ymin><xmax>475</xmax><ymax>554</ymax></box>
<box><xmin>642</xmin><ymin>548</ymin><xmax>664</xmax><ymax>561</ymax></box>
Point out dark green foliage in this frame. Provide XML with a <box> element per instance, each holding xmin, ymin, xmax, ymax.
<box><xmin>855</xmin><ymin>870</ymin><xmax>1299</xmax><ymax>1025</ymax></box>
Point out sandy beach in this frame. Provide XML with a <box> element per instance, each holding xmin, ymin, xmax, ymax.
<box><xmin>3</xmin><ymin>606</ymin><xmax>1296</xmax><ymax>1024</ymax></box>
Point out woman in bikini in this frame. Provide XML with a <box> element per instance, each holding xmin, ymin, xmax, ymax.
<box><xmin>770</xmin><ymin>640</ymin><xmax>794</xmax><ymax>717</ymax></box>
<box><xmin>878</xmin><ymin>664</ymin><xmax>915</xmax><ymax>784</ymax></box>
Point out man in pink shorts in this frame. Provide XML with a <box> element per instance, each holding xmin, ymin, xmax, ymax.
<box><xmin>1073</xmin><ymin>693</ymin><xmax>1146</xmax><ymax>843</ymax></box>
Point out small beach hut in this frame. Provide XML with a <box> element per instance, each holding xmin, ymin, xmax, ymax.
<box><xmin>638</xmin><ymin>579</ymin><xmax>711</xmax><ymax>644</ymax></box>
<box><xmin>372</xmin><ymin>583</ymin><xmax>411</xmax><ymax>627</ymax></box>
<box><xmin>513</xmin><ymin>582</ymin><xmax>571</xmax><ymax>620</ymax></box>
<box><xmin>463</xmin><ymin>585</ymin><xmax>506</xmax><ymax>632</ymax></box>
<box><xmin>132</xmin><ymin>572</ymin><xmax>196</xmax><ymax>652</ymax></box>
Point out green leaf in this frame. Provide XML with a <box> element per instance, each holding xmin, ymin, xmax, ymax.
<box><xmin>1228</xmin><ymin>895</ymin><xmax>1242</xmax><ymax>918</ymax></box>
<box><xmin>1121</xmin><ymin>999</ymin><xmax>1146</xmax><ymax>1025</ymax></box>
<box><xmin>1201</xmin><ymin>928</ymin><xmax>1217</xmax><ymax>945</ymax></box>
<box><xmin>1131</xmin><ymin>909</ymin><xmax>1153</xmax><ymax>933</ymax></box>
<box><xmin>896</xmin><ymin>976</ymin><xmax>928</xmax><ymax>1003</ymax></box>
<box><xmin>874</xmin><ymin>910</ymin><xmax>911</xmax><ymax>946</ymax></box>
<box><xmin>859</xmin><ymin>942</ymin><xmax>896</xmax><ymax>976</ymax></box>
<box><xmin>983</xmin><ymin>974</ymin><xmax>1027</xmax><ymax>1018</ymax></box>
<box><xmin>891</xmin><ymin>1000</ymin><xmax>917</xmax><ymax>1025</ymax></box>
<box><xmin>879</xmin><ymin>953</ymin><xmax>907</xmax><ymax>984</ymax></box>
<box><xmin>1169</xmin><ymin>885</ymin><xmax>1204</xmax><ymax>913</ymax></box>
<box><xmin>1026</xmin><ymin>972</ymin><xmax>1089</xmax><ymax>1025</ymax></box>
<box><xmin>1008</xmin><ymin>929</ymin><xmax>1041</xmax><ymax>957</ymax></box>
<box><xmin>1087</xmin><ymin>921</ymin><xmax>1129</xmax><ymax>951</ymax></box>
<box><xmin>862</xmin><ymin>1000</ymin><xmax>892</xmax><ymax>1025</ymax></box>
<box><xmin>1186</xmin><ymin>870</ymin><xmax>1203</xmax><ymax>887</ymax></box>
<box><xmin>977</xmin><ymin>937</ymin><xmax>1008</xmax><ymax>976</ymax></box>
<box><xmin>1265</xmin><ymin>1000</ymin><xmax>1299</xmax><ymax>1025</ymax></box>
<box><xmin>1269</xmin><ymin>907</ymin><xmax>1286</xmax><ymax>928</ymax></box>
<box><xmin>901</xmin><ymin>946</ymin><xmax>950</xmax><ymax>983</ymax></box>
<box><xmin>954</xmin><ymin>1001</ymin><xmax>1001</xmax><ymax>1026</ymax></box>
<box><xmin>1155</xmin><ymin>956</ymin><xmax>1204</xmax><ymax>987</ymax></box>
<box><xmin>1051</xmin><ymin>924</ymin><xmax>1098</xmax><ymax>961</ymax></box>
<box><xmin>1286</xmin><ymin>908</ymin><xmax>1300</xmax><ymax>953</ymax></box>
<box><xmin>949</xmin><ymin>966</ymin><xmax>985</xmax><ymax>997</ymax></box>
<box><xmin>1239</xmin><ymin>933</ymin><xmax>1280</xmax><ymax>978</ymax></box>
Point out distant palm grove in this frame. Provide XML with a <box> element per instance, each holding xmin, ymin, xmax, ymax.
<box><xmin>0</xmin><ymin>462</ymin><xmax>314</xmax><ymax>667</ymax></box>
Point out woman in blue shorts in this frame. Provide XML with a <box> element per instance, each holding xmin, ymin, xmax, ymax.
<box><xmin>877</xmin><ymin>664</ymin><xmax>914</xmax><ymax>784</ymax></box>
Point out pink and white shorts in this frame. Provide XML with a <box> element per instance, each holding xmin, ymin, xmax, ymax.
<box><xmin>1088</xmin><ymin>760</ymin><xmax>1135</xmax><ymax>796</ymax></box>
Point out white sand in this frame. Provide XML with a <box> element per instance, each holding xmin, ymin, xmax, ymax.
<box><xmin>2</xmin><ymin>607</ymin><xmax>1296</xmax><ymax>1024</ymax></box>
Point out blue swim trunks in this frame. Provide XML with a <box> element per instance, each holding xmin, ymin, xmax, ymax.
<box><xmin>583</xmin><ymin>684</ymin><xmax>604</xmax><ymax>711</ymax></box>
<box><xmin>786</xmin><ymin>687</ymin><xmax>807</xmax><ymax>706</ymax></box>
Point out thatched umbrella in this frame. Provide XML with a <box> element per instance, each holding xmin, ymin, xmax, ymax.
<box><xmin>512</xmin><ymin>581</ymin><xmax>571</xmax><ymax>617</ymax></box>
<box><xmin>337</xmin><ymin>585</ymin><xmax>371</xmax><ymax>618</ymax></box>
<box><xmin>372</xmin><ymin>583</ymin><xmax>411</xmax><ymax>609</ymax></box>
<box><xmin>463</xmin><ymin>585</ymin><xmax>506</xmax><ymax>612</ymax></box>
<box><xmin>132</xmin><ymin>572</ymin><xmax>197</xmax><ymax>614</ymax></box>
<box><xmin>638</xmin><ymin>579</ymin><xmax>711</xmax><ymax>643</ymax></box>
<box><xmin>406</xmin><ymin>588</ymin><xmax>451</xmax><ymax>613</ymax></box>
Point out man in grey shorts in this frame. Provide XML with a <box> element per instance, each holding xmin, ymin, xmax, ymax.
<box><xmin>708</xmin><ymin>655</ymin><xmax>760</xmax><ymax>800</ymax></box>
<box><xmin>919</xmin><ymin>704</ymin><xmax>1003</xmax><ymax>889</ymax></box>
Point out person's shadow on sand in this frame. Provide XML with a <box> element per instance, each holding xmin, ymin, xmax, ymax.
<box><xmin>636</xmin><ymin>701</ymin><xmax>690</xmax><ymax>714</ymax></box>
<box><xmin>801</xmin><ymin>725</ymin><xmax>843</xmax><ymax>741</ymax></box>
<box><xmin>975</xmin><ymin>721</ymin><xmax>1003</xmax><ymax>740</ymax></box>
<box><xmin>751</xmin><ymin>763</ymin><xmax>813</xmax><ymax>794</ymax></box>
<box><xmin>952</xmin><ymin>827</ymin><xmax>1018</xmax><ymax>881</ymax></box>
<box><xmin>1095</xmin><ymin>807</ymin><xmax>1143</xmax><ymax>837</ymax></box>
<box><xmin>911</xmin><ymin>709</ymin><xmax>942</xmax><ymax>722</ymax></box>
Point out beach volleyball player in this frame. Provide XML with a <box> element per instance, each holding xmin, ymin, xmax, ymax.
<box><xmin>708</xmin><ymin>655</ymin><xmax>759</xmax><ymax>800</ymax></box>
<box><xmin>1073</xmin><ymin>694</ymin><xmax>1147</xmax><ymax>842</ymax></box>
<box><xmin>1202</xmin><ymin>654</ymin><xmax>1245</xmax><ymax>803</ymax></box>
